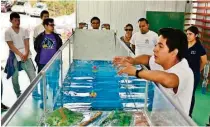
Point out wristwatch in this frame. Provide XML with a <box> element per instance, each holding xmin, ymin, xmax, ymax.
<box><xmin>135</xmin><ymin>67</ymin><xmax>143</xmax><ymax>78</ymax></box>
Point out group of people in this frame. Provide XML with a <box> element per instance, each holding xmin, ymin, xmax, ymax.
<box><xmin>1</xmin><ymin>11</ymin><xmax>208</xmax><ymax>119</ymax></box>
<box><xmin>78</xmin><ymin>15</ymin><xmax>208</xmax><ymax>118</ymax></box>
<box><xmin>121</xmin><ymin>18</ymin><xmax>158</xmax><ymax>56</ymax></box>
<box><xmin>79</xmin><ymin>16</ymin><xmax>110</xmax><ymax>30</ymax></box>
<box><xmin>79</xmin><ymin>17</ymin><xmax>158</xmax><ymax>57</ymax></box>
<box><xmin>114</xmin><ymin>23</ymin><xmax>207</xmax><ymax>117</ymax></box>
<box><xmin>2</xmin><ymin>10</ymin><xmax>62</xmax><ymax>110</ymax></box>
<box><xmin>77</xmin><ymin>16</ymin><xmax>208</xmax><ymax>118</ymax></box>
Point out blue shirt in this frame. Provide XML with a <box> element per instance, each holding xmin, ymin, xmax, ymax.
<box><xmin>4</xmin><ymin>51</ymin><xmax>22</xmax><ymax>79</ymax></box>
<box><xmin>186</xmin><ymin>41</ymin><xmax>206</xmax><ymax>73</ymax></box>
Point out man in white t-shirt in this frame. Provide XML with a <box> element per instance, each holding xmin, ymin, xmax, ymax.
<box><xmin>90</xmin><ymin>16</ymin><xmax>100</xmax><ymax>29</ymax></box>
<box><xmin>4</xmin><ymin>12</ymin><xmax>38</xmax><ymax>98</ymax></box>
<box><xmin>130</xmin><ymin>18</ymin><xmax>158</xmax><ymax>56</ymax></box>
<box><xmin>33</xmin><ymin>10</ymin><xmax>49</xmax><ymax>39</ymax></box>
<box><xmin>113</xmin><ymin>28</ymin><xmax>194</xmax><ymax>116</ymax></box>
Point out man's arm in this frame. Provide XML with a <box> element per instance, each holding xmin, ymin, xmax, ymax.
<box><xmin>6</xmin><ymin>41</ymin><xmax>24</xmax><ymax>60</ymax></box>
<box><xmin>23</xmin><ymin>29</ymin><xmax>30</xmax><ymax>61</ymax></box>
<box><xmin>113</xmin><ymin>55</ymin><xmax>151</xmax><ymax>67</ymax></box>
<box><xmin>133</xmin><ymin>55</ymin><xmax>151</xmax><ymax>65</ymax></box>
<box><xmin>23</xmin><ymin>38</ymin><xmax>30</xmax><ymax>61</ymax></box>
<box><xmin>118</xmin><ymin>65</ymin><xmax>179</xmax><ymax>88</ymax></box>
<box><xmin>34</xmin><ymin>36</ymin><xmax>39</xmax><ymax>52</ymax></box>
<box><xmin>138</xmin><ymin>70</ymin><xmax>179</xmax><ymax>88</ymax></box>
<box><xmin>33</xmin><ymin>27</ymin><xmax>38</xmax><ymax>41</ymax></box>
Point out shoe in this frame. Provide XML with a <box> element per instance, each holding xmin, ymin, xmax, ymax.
<box><xmin>32</xmin><ymin>93</ymin><xmax>42</xmax><ymax>100</ymax></box>
<box><xmin>1</xmin><ymin>103</ymin><xmax>9</xmax><ymax>110</ymax></box>
<box><xmin>40</xmin><ymin>95</ymin><xmax>48</xmax><ymax>100</ymax></box>
<box><xmin>40</xmin><ymin>102</ymin><xmax>44</xmax><ymax>109</ymax></box>
<box><xmin>17</xmin><ymin>93</ymin><xmax>22</xmax><ymax>98</ymax></box>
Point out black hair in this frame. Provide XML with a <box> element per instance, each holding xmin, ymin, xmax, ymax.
<box><xmin>138</xmin><ymin>18</ymin><xmax>149</xmax><ymax>24</ymax></box>
<box><xmin>10</xmin><ymin>12</ymin><xmax>20</xmax><ymax>20</ymax></box>
<box><xmin>125</xmin><ymin>24</ymin><xmax>133</xmax><ymax>29</ymax></box>
<box><xmin>102</xmin><ymin>24</ymin><xmax>110</xmax><ymax>30</ymax></box>
<box><xmin>40</xmin><ymin>10</ymin><xmax>49</xmax><ymax>18</ymax></box>
<box><xmin>158</xmin><ymin>28</ymin><xmax>188</xmax><ymax>61</ymax></box>
<box><xmin>43</xmin><ymin>18</ymin><xmax>54</xmax><ymax>26</ymax></box>
<box><xmin>91</xmin><ymin>17</ymin><xmax>100</xmax><ymax>23</ymax></box>
<box><xmin>79</xmin><ymin>22</ymin><xmax>86</xmax><ymax>25</ymax></box>
<box><xmin>187</xmin><ymin>26</ymin><xmax>200</xmax><ymax>43</ymax></box>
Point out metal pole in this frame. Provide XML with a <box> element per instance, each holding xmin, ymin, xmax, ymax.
<box><xmin>114</xmin><ymin>31</ymin><xmax>117</xmax><ymax>50</ymax></box>
<box><xmin>60</xmin><ymin>51</ymin><xmax>64</xmax><ymax>108</ymax></box>
<box><xmin>1</xmin><ymin>34</ymin><xmax>74</xmax><ymax>126</ymax></box>
<box><xmin>144</xmin><ymin>81</ymin><xmax>148</xmax><ymax>111</ymax></box>
<box><xmin>42</xmin><ymin>72</ymin><xmax>47</xmax><ymax>125</ymax></box>
<box><xmin>61</xmin><ymin>52</ymin><xmax>63</xmax><ymax>86</ymax></box>
<box><xmin>75</xmin><ymin>0</ymin><xmax>77</xmax><ymax>27</ymax></box>
<box><xmin>158</xmin><ymin>86</ymin><xmax>197</xmax><ymax>126</ymax></box>
<box><xmin>69</xmin><ymin>39</ymin><xmax>71</xmax><ymax>65</ymax></box>
<box><xmin>1</xmin><ymin>74</ymin><xmax>42</xmax><ymax>126</ymax></box>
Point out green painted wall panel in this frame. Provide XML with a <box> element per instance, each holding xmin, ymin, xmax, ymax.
<box><xmin>146</xmin><ymin>11</ymin><xmax>185</xmax><ymax>33</ymax></box>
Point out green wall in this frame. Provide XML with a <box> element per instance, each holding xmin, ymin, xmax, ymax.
<box><xmin>146</xmin><ymin>11</ymin><xmax>185</xmax><ymax>33</ymax></box>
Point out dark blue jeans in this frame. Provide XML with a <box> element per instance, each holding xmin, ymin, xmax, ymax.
<box><xmin>37</xmin><ymin>61</ymin><xmax>60</xmax><ymax>100</ymax></box>
<box><xmin>189</xmin><ymin>72</ymin><xmax>200</xmax><ymax>117</ymax></box>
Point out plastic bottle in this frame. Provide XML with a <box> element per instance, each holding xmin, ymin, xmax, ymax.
<box><xmin>203</xmin><ymin>62</ymin><xmax>209</xmax><ymax>78</ymax></box>
<box><xmin>201</xmin><ymin>79</ymin><xmax>207</xmax><ymax>94</ymax></box>
<box><xmin>202</xmin><ymin>62</ymin><xmax>209</xmax><ymax>94</ymax></box>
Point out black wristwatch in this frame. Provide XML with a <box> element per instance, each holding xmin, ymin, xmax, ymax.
<box><xmin>135</xmin><ymin>68</ymin><xmax>143</xmax><ymax>78</ymax></box>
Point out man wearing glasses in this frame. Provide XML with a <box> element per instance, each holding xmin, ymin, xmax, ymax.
<box><xmin>34</xmin><ymin>18</ymin><xmax>62</xmax><ymax>103</ymax></box>
<box><xmin>90</xmin><ymin>17</ymin><xmax>100</xmax><ymax>29</ymax></box>
<box><xmin>130</xmin><ymin>18</ymin><xmax>158</xmax><ymax>56</ymax></box>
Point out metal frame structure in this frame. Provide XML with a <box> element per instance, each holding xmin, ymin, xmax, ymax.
<box><xmin>117</xmin><ymin>34</ymin><xmax>197</xmax><ymax>126</ymax></box>
<box><xmin>1</xmin><ymin>31</ymin><xmax>197</xmax><ymax>126</ymax></box>
<box><xmin>1</xmin><ymin>34</ymin><xmax>74</xmax><ymax>126</ymax></box>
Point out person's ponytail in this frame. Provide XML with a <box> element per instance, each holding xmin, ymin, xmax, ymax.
<box><xmin>196</xmin><ymin>36</ymin><xmax>201</xmax><ymax>44</ymax></box>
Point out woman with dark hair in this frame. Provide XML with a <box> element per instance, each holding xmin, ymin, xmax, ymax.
<box><xmin>186</xmin><ymin>26</ymin><xmax>208</xmax><ymax>117</ymax></box>
<box><xmin>120</xmin><ymin>24</ymin><xmax>134</xmax><ymax>53</ymax></box>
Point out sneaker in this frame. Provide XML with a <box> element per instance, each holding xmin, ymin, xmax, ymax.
<box><xmin>40</xmin><ymin>102</ymin><xmax>44</xmax><ymax>109</ymax></box>
<box><xmin>32</xmin><ymin>93</ymin><xmax>42</xmax><ymax>100</ymax></box>
<box><xmin>17</xmin><ymin>93</ymin><xmax>22</xmax><ymax>98</ymax></box>
<box><xmin>40</xmin><ymin>95</ymin><xmax>48</xmax><ymax>100</ymax></box>
<box><xmin>1</xmin><ymin>103</ymin><xmax>9</xmax><ymax>110</ymax></box>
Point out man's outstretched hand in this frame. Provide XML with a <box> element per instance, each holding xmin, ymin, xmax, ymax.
<box><xmin>118</xmin><ymin>65</ymin><xmax>137</xmax><ymax>76</ymax></box>
<box><xmin>113</xmin><ymin>56</ymin><xmax>134</xmax><ymax>67</ymax></box>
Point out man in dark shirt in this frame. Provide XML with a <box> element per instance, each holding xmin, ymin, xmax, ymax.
<box><xmin>34</xmin><ymin>18</ymin><xmax>62</xmax><ymax>105</ymax></box>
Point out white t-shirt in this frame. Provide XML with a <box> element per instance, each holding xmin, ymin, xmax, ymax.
<box><xmin>33</xmin><ymin>24</ymin><xmax>57</xmax><ymax>38</ymax></box>
<box><xmin>130</xmin><ymin>30</ymin><xmax>158</xmax><ymax>56</ymax></box>
<box><xmin>33</xmin><ymin>24</ymin><xmax>45</xmax><ymax>38</ymax></box>
<box><xmin>149</xmin><ymin>56</ymin><xmax>194</xmax><ymax>115</ymax></box>
<box><xmin>5</xmin><ymin>27</ymin><xmax>31</xmax><ymax>61</ymax></box>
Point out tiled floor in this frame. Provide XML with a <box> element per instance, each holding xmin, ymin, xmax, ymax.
<box><xmin>192</xmin><ymin>85</ymin><xmax>210</xmax><ymax>126</ymax></box>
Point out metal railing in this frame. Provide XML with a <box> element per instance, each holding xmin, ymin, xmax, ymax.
<box><xmin>1</xmin><ymin>73</ymin><xmax>43</xmax><ymax>126</ymax></box>
<box><xmin>1</xmin><ymin>33</ymin><xmax>74</xmax><ymax>126</ymax></box>
<box><xmin>2</xmin><ymin>30</ymin><xmax>197</xmax><ymax>126</ymax></box>
<box><xmin>116</xmin><ymin>34</ymin><xmax>197</xmax><ymax>126</ymax></box>
<box><xmin>158</xmin><ymin>86</ymin><xmax>197</xmax><ymax>126</ymax></box>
